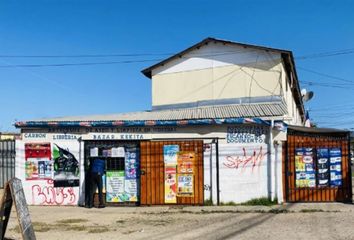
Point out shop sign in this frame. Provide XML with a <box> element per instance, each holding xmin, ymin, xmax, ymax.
<box><xmin>52</xmin><ymin>134</ymin><xmax>78</xmax><ymax>140</ymax></box>
<box><xmin>23</xmin><ymin>133</ymin><xmax>47</xmax><ymax>139</ymax></box>
<box><xmin>226</xmin><ymin>126</ymin><xmax>267</xmax><ymax>144</ymax></box>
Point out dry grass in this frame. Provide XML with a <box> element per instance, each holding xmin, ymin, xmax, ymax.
<box><xmin>56</xmin><ymin>218</ymin><xmax>88</xmax><ymax>224</ymax></box>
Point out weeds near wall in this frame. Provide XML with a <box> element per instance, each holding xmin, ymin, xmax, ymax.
<box><xmin>241</xmin><ymin>197</ymin><xmax>278</xmax><ymax>206</ymax></box>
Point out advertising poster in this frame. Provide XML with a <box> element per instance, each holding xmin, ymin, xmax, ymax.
<box><xmin>164</xmin><ymin>165</ymin><xmax>177</xmax><ymax>203</ymax></box>
<box><xmin>106</xmin><ymin>171</ymin><xmax>125</xmax><ymax>202</ymax></box>
<box><xmin>329</xmin><ymin>148</ymin><xmax>342</xmax><ymax>186</ymax></box>
<box><xmin>125</xmin><ymin>147</ymin><xmax>139</xmax><ymax>179</ymax></box>
<box><xmin>295</xmin><ymin>148</ymin><xmax>316</xmax><ymax>188</ymax></box>
<box><xmin>163</xmin><ymin>145</ymin><xmax>179</xmax><ymax>164</ymax></box>
<box><xmin>25</xmin><ymin>158</ymin><xmax>52</xmax><ymax>180</ymax></box>
<box><xmin>317</xmin><ymin>148</ymin><xmax>329</xmax><ymax>187</ymax></box>
<box><xmin>124</xmin><ymin>179</ymin><xmax>138</xmax><ymax>202</ymax></box>
<box><xmin>177</xmin><ymin>174</ymin><xmax>194</xmax><ymax>197</ymax></box>
<box><xmin>90</xmin><ymin>147</ymin><xmax>98</xmax><ymax>157</ymax></box>
<box><xmin>52</xmin><ymin>144</ymin><xmax>80</xmax><ymax>187</ymax></box>
<box><xmin>25</xmin><ymin>143</ymin><xmax>52</xmax><ymax>180</ymax></box>
<box><xmin>177</xmin><ymin>152</ymin><xmax>195</xmax><ymax>174</ymax></box>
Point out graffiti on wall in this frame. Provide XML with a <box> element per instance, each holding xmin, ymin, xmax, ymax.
<box><xmin>32</xmin><ymin>179</ymin><xmax>77</xmax><ymax>205</ymax></box>
<box><xmin>223</xmin><ymin>146</ymin><xmax>268</xmax><ymax>173</ymax></box>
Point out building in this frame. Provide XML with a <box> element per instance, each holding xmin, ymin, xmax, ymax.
<box><xmin>15</xmin><ymin>38</ymin><xmax>351</xmax><ymax>206</ymax></box>
<box><xmin>0</xmin><ymin>132</ymin><xmax>20</xmax><ymax>140</ymax></box>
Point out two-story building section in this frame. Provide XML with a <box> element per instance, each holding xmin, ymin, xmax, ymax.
<box><xmin>15</xmin><ymin>38</ymin><xmax>308</xmax><ymax>206</ymax></box>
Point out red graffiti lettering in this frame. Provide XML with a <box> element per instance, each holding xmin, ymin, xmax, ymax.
<box><xmin>223</xmin><ymin>146</ymin><xmax>267</xmax><ymax>172</ymax></box>
<box><xmin>32</xmin><ymin>180</ymin><xmax>76</xmax><ymax>205</ymax></box>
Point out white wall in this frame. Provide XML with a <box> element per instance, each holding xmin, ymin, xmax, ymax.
<box><xmin>203</xmin><ymin>125</ymin><xmax>284</xmax><ymax>204</ymax></box>
<box><xmin>16</xmin><ymin>134</ymin><xmax>83</xmax><ymax>206</ymax></box>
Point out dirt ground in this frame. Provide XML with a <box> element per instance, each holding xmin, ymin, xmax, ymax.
<box><xmin>1</xmin><ymin>202</ymin><xmax>353</xmax><ymax>240</ymax></box>
<box><xmin>1</xmin><ymin>175</ymin><xmax>354</xmax><ymax>240</ymax></box>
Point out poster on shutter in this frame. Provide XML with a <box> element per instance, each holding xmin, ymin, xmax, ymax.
<box><xmin>164</xmin><ymin>165</ymin><xmax>177</xmax><ymax>203</ymax></box>
<box><xmin>295</xmin><ymin>148</ymin><xmax>316</xmax><ymax>188</ymax></box>
<box><xmin>177</xmin><ymin>152</ymin><xmax>195</xmax><ymax>174</ymax></box>
<box><xmin>177</xmin><ymin>174</ymin><xmax>194</xmax><ymax>197</ymax></box>
<box><xmin>163</xmin><ymin>145</ymin><xmax>179</xmax><ymax>164</ymax></box>
<box><xmin>125</xmin><ymin>147</ymin><xmax>138</xmax><ymax>179</ymax></box>
<box><xmin>317</xmin><ymin>148</ymin><xmax>329</xmax><ymax>187</ymax></box>
<box><xmin>106</xmin><ymin>171</ymin><xmax>125</xmax><ymax>202</ymax></box>
<box><xmin>329</xmin><ymin>148</ymin><xmax>342</xmax><ymax>186</ymax></box>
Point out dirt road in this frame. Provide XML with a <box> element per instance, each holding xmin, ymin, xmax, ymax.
<box><xmin>3</xmin><ymin>204</ymin><xmax>354</xmax><ymax>240</ymax></box>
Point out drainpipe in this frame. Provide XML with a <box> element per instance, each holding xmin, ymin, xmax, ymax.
<box><xmin>209</xmin><ymin>142</ymin><xmax>213</xmax><ymax>204</ymax></box>
<box><xmin>274</xmin><ymin>140</ymin><xmax>279</xmax><ymax>202</ymax></box>
<box><xmin>215</xmin><ymin>138</ymin><xmax>220</xmax><ymax>206</ymax></box>
<box><xmin>268</xmin><ymin>120</ymin><xmax>274</xmax><ymax>200</ymax></box>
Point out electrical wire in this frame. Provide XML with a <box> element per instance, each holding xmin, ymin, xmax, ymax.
<box><xmin>0</xmin><ymin>47</ymin><xmax>353</xmax><ymax>69</ymax></box>
<box><xmin>0</xmin><ymin>47</ymin><xmax>354</xmax><ymax>59</ymax></box>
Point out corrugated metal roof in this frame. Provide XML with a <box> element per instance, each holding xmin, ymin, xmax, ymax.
<box><xmin>25</xmin><ymin>102</ymin><xmax>287</xmax><ymax>123</ymax></box>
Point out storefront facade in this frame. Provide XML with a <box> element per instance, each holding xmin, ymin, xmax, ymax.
<box><xmin>15</xmin><ymin>121</ymin><xmax>284</xmax><ymax>206</ymax></box>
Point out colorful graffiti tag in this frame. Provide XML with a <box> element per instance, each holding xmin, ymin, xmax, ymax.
<box><xmin>223</xmin><ymin>146</ymin><xmax>268</xmax><ymax>172</ymax></box>
<box><xmin>32</xmin><ymin>180</ymin><xmax>77</xmax><ymax>205</ymax></box>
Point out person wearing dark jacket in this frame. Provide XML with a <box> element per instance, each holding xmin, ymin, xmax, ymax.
<box><xmin>87</xmin><ymin>158</ymin><xmax>105</xmax><ymax>208</ymax></box>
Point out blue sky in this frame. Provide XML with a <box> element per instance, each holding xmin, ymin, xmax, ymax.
<box><xmin>1</xmin><ymin>0</ymin><xmax>354</xmax><ymax>131</ymax></box>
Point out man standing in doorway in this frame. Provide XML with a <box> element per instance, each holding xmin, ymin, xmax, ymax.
<box><xmin>88</xmin><ymin>158</ymin><xmax>105</xmax><ymax>208</ymax></box>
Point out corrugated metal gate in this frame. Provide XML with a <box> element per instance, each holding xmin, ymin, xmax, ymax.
<box><xmin>0</xmin><ymin>140</ymin><xmax>16</xmax><ymax>188</ymax></box>
<box><xmin>140</xmin><ymin>140</ymin><xmax>204</xmax><ymax>205</ymax></box>
<box><xmin>284</xmin><ymin>128</ymin><xmax>352</xmax><ymax>202</ymax></box>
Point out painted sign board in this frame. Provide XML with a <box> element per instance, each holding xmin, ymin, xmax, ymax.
<box><xmin>0</xmin><ymin>178</ymin><xmax>36</xmax><ymax>240</ymax></box>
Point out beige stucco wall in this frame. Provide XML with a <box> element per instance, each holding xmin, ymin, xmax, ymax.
<box><xmin>279</xmin><ymin>63</ymin><xmax>303</xmax><ymax>126</ymax></box>
<box><xmin>152</xmin><ymin>61</ymin><xmax>283</xmax><ymax>106</ymax></box>
<box><xmin>149</xmin><ymin>41</ymin><xmax>304</xmax><ymax>125</ymax></box>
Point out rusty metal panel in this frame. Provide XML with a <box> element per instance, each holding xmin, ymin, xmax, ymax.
<box><xmin>0</xmin><ymin>140</ymin><xmax>16</xmax><ymax>189</ymax></box>
<box><xmin>140</xmin><ymin>140</ymin><xmax>204</xmax><ymax>205</ymax></box>
<box><xmin>285</xmin><ymin>130</ymin><xmax>351</xmax><ymax>202</ymax></box>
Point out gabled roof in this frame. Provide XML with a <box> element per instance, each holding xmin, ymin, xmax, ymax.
<box><xmin>141</xmin><ymin>37</ymin><xmax>305</xmax><ymax>122</ymax></box>
<box><xmin>141</xmin><ymin>37</ymin><xmax>292</xmax><ymax>78</ymax></box>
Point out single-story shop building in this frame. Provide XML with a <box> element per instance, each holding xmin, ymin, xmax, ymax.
<box><xmin>14</xmin><ymin>38</ymin><xmax>352</xmax><ymax>205</ymax></box>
